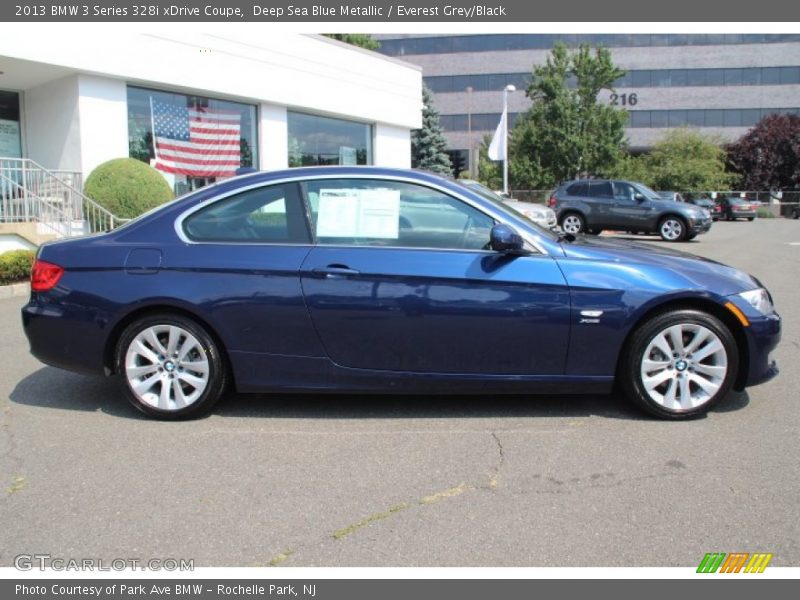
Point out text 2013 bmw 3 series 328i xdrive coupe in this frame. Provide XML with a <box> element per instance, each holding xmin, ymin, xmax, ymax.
<box><xmin>22</xmin><ymin>167</ymin><xmax>781</xmax><ymax>420</ymax></box>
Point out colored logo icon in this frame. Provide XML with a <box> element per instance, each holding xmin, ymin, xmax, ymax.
<box><xmin>697</xmin><ymin>552</ymin><xmax>773</xmax><ymax>573</ymax></box>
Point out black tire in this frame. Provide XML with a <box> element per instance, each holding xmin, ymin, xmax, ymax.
<box><xmin>116</xmin><ymin>313</ymin><xmax>228</xmax><ymax>420</ymax></box>
<box><xmin>658</xmin><ymin>216</ymin><xmax>687</xmax><ymax>242</ymax></box>
<box><xmin>588</xmin><ymin>229</ymin><xmax>603</xmax><ymax>235</ymax></box>
<box><xmin>747</xmin><ymin>217</ymin><xmax>755</xmax><ymax>221</ymax></box>
<box><xmin>619</xmin><ymin>309</ymin><xmax>738</xmax><ymax>420</ymax></box>
<box><xmin>686</xmin><ymin>233</ymin><xmax>698</xmax><ymax>240</ymax></box>
<box><xmin>793</xmin><ymin>209</ymin><xmax>799</xmax><ymax>220</ymax></box>
<box><xmin>559</xmin><ymin>212</ymin><xmax>586</xmax><ymax>235</ymax></box>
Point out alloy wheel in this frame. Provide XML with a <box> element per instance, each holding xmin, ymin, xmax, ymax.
<box><xmin>639</xmin><ymin>323</ymin><xmax>728</xmax><ymax>411</ymax></box>
<box><xmin>124</xmin><ymin>324</ymin><xmax>210</xmax><ymax>411</ymax></box>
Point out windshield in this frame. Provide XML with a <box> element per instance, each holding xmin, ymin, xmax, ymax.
<box><xmin>633</xmin><ymin>183</ymin><xmax>663</xmax><ymax>201</ymax></box>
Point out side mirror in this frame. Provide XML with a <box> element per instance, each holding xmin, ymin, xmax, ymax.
<box><xmin>490</xmin><ymin>224</ymin><xmax>525</xmax><ymax>253</ymax></box>
<box><xmin>634</xmin><ymin>193</ymin><xmax>646</xmax><ymax>202</ymax></box>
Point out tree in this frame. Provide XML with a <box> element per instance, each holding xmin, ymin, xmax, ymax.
<box><xmin>614</xmin><ymin>129</ymin><xmax>736</xmax><ymax>191</ymax></box>
<box><xmin>324</xmin><ymin>34</ymin><xmax>380</xmax><ymax>51</ymax></box>
<box><xmin>411</xmin><ymin>86</ymin><xmax>453</xmax><ymax>176</ymax></box>
<box><xmin>477</xmin><ymin>135</ymin><xmax>502</xmax><ymax>189</ymax></box>
<box><xmin>509</xmin><ymin>43</ymin><xmax>627</xmax><ymax>189</ymax></box>
<box><xmin>727</xmin><ymin>113</ymin><xmax>800</xmax><ymax>191</ymax></box>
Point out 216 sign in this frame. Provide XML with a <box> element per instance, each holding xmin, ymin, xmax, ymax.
<box><xmin>610</xmin><ymin>93</ymin><xmax>638</xmax><ymax>106</ymax></box>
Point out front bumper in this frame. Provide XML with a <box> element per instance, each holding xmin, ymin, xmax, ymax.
<box><xmin>740</xmin><ymin>311</ymin><xmax>781</xmax><ymax>389</ymax></box>
<box><xmin>688</xmin><ymin>218</ymin><xmax>713</xmax><ymax>234</ymax></box>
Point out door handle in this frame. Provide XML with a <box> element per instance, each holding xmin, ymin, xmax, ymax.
<box><xmin>311</xmin><ymin>265</ymin><xmax>360</xmax><ymax>278</ymax></box>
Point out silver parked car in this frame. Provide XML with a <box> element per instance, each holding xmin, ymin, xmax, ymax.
<box><xmin>459</xmin><ymin>180</ymin><xmax>557</xmax><ymax>230</ymax></box>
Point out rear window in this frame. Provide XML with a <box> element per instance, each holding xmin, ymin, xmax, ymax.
<box><xmin>587</xmin><ymin>181</ymin><xmax>613</xmax><ymax>198</ymax></box>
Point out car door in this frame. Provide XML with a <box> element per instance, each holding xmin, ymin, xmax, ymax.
<box><xmin>298</xmin><ymin>177</ymin><xmax>571</xmax><ymax>375</ymax></box>
<box><xmin>175</xmin><ymin>181</ymin><xmax>322</xmax><ymax>359</ymax></box>
<box><xmin>584</xmin><ymin>181</ymin><xmax>615</xmax><ymax>228</ymax></box>
<box><xmin>609</xmin><ymin>181</ymin><xmax>657</xmax><ymax>230</ymax></box>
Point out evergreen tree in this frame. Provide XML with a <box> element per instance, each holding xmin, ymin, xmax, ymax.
<box><xmin>411</xmin><ymin>86</ymin><xmax>453</xmax><ymax>176</ymax></box>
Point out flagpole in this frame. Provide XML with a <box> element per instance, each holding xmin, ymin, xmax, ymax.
<box><xmin>502</xmin><ymin>84</ymin><xmax>515</xmax><ymax>196</ymax></box>
<box><xmin>149</xmin><ymin>96</ymin><xmax>158</xmax><ymax>165</ymax></box>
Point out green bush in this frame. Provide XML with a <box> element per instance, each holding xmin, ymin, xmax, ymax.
<box><xmin>756</xmin><ymin>207</ymin><xmax>775</xmax><ymax>218</ymax></box>
<box><xmin>84</xmin><ymin>158</ymin><xmax>173</xmax><ymax>220</ymax></box>
<box><xmin>0</xmin><ymin>249</ymin><xmax>35</xmax><ymax>285</ymax></box>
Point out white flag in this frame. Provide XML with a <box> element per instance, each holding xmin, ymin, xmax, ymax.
<box><xmin>487</xmin><ymin>108</ymin><xmax>507</xmax><ymax>161</ymax></box>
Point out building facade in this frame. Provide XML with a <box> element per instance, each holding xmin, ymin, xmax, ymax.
<box><xmin>375</xmin><ymin>34</ymin><xmax>800</xmax><ymax>173</ymax></box>
<box><xmin>0</xmin><ymin>30</ymin><xmax>422</xmax><ymax>193</ymax></box>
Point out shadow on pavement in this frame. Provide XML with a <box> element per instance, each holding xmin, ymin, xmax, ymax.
<box><xmin>10</xmin><ymin>366</ymin><xmax>750</xmax><ymax>422</ymax></box>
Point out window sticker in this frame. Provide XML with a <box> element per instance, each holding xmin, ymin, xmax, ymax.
<box><xmin>316</xmin><ymin>188</ymin><xmax>400</xmax><ymax>239</ymax></box>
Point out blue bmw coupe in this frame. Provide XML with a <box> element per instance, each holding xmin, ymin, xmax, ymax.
<box><xmin>22</xmin><ymin>167</ymin><xmax>780</xmax><ymax>420</ymax></box>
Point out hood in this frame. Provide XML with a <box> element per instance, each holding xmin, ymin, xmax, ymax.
<box><xmin>649</xmin><ymin>198</ymin><xmax>706</xmax><ymax>217</ymax></box>
<box><xmin>504</xmin><ymin>200</ymin><xmax>551</xmax><ymax>216</ymax></box>
<box><xmin>559</xmin><ymin>234</ymin><xmax>758</xmax><ymax>295</ymax></box>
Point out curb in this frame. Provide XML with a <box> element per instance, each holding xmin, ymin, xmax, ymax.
<box><xmin>0</xmin><ymin>282</ymin><xmax>30</xmax><ymax>299</ymax></box>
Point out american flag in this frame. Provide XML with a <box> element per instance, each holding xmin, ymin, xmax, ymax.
<box><xmin>151</xmin><ymin>100</ymin><xmax>241</xmax><ymax>178</ymax></box>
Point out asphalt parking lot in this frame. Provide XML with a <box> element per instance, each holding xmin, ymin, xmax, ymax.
<box><xmin>1</xmin><ymin>218</ymin><xmax>798</xmax><ymax>568</ymax></box>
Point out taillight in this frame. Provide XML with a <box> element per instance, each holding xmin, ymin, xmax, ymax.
<box><xmin>547</xmin><ymin>195</ymin><xmax>557</xmax><ymax>208</ymax></box>
<box><xmin>31</xmin><ymin>259</ymin><xmax>64</xmax><ymax>292</ymax></box>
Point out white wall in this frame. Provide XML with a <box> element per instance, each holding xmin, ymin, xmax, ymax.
<box><xmin>22</xmin><ymin>75</ymin><xmax>81</xmax><ymax>171</ymax></box>
<box><xmin>374</xmin><ymin>124</ymin><xmax>412</xmax><ymax>169</ymax></box>
<box><xmin>76</xmin><ymin>75</ymin><xmax>129</xmax><ymax>177</ymax></box>
<box><xmin>0</xmin><ymin>234</ymin><xmax>36</xmax><ymax>253</ymax></box>
<box><xmin>259</xmin><ymin>103</ymin><xmax>289</xmax><ymax>170</ymax></box>
<box><xmin>0</xmin><ymin>29</ymin><xmax>422</xmax><ymax>130</ymax></box>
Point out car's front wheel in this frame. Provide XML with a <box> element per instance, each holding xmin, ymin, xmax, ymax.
<box><xmin>116</xmin><ymin>313</ymin><xmax>228</xmax><ymax>419</ymax></box>
<box><xmin>560</xmin><ymin>212</ymin><xmax>586</xmax><ymax>235</ymax></box>
<box><xmin>619</xmin><ymin>309</ymin><xmax>738</xmax><ymax>419</ymax></box>
<box><xmin>658</xmin><ymin>216</ymin><xmax>686</xmax><ymax>242</ymax></box>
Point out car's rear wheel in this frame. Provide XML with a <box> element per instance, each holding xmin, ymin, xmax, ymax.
<box><xmin>560</xmin><ymin>212</ymin><xmax>585</xmax><ymax>235</ymax></box>
<box><xmin>619</xmin><ymin>309</ymin><xmax>738</xmax><ymax>419</ymax></box>
<box><xmin>747</xmin><ymin>217</ymin><xmax>755</xmax><ymax>221</ymax></box>
<box><xmin>116</xmin><ymin>314</ymin><xmax>227</xmax><ymax>419</ymax></box>
<box><xmin>658</xmin><ymin>216</ymin><xmax>686</xmax><ymax>242</ymax></box>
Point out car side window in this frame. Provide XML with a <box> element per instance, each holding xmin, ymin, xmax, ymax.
<box><xmin>613</xmin><ymin>182</ymin><xmax>638</xmax><ymax>201</ymax></box>
<box><xmin>567</xmin><ymin>183</ymin><xmax>588</xmax><ymax>196</ymax></box>
<box><xmin>302</xmin><ymin>179</ymin><xmax>495</xmax><ymax>250</ymax></box>
<box><xmin>183</xmin><ymin>183</ymin><xmax>311</xmax><ymax>243</ymax></box>
<box><xmin>588</xmin><ymin>181</ymin><xmax>613</xmax><ymax>198</ymax></box>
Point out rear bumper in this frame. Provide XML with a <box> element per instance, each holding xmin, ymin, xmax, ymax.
<box><xmin>22</xmin><ymin>298</ymin><xmax>108</xmax><ymax>376</ymax></box>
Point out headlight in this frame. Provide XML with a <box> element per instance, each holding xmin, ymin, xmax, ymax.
<box><xmin>738</xmin><ymin>288</ymin><xmax>774</xmax><ymax>315</ymax></box>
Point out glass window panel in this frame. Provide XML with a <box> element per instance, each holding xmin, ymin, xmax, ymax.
<box><xmin>687</xmin><ymin>69</ymin><xmax>707</xmax><ymax>86</ymax></box>
<box><xmin>741</xmin><ymin>109</ymin><xmax>761</xmax><ymax>126</ymax></box>
<box><xmin>629</xmin><ymin>111</ymin><xmax>651</xmax><ymax>128</ymax></box>
<box><xmin>761</xmin><ymin>68</ymin><xmax>781</xmax><ymax>84</ymax></box>
<box><xmin>705</xmin><ymin>110</ymin><xmax>724</xmax><ymax>126</ymax></box>
<box><xmin>687</xmin><ymin>110</ymin><xmax>705</xmax><ymax>126</ymax></box>
<box><xmin>183</xmin><ymin>183</ymin><xmax>309</xmax><ymax>243</ymax></box>
<box><xmin>669</xmin><ymin>110</ymin><xmax>688</xmax><ymax>126</ymax></box>
<box><xmin>670</xmin><ymin>70</ymin><xmax>688</xmax><ymax>86</ymax></box>
<box><xmin>780</xmin><ymin>67</ymin><xmax>800</xmax><ymax>84</ymax></box>
<box><xmin>304</xmin><ymin>179</ymin><xmax>494</xmax><ymax>250</ymax></box>
<box><xmin>126</xmin><ymin>86</ymin><xmax>258</xmax><ymax>196</ymax></box>
<box><xmin>724</xmin><ymin>69</ymin><xmax>743</xmax><ymax>86</ymax></box>
<box><xmin>724</xmin><ymin>110</ymin><xmax>742</xmax><ymax>126</ymax></box>
<box><xmin>287</xmin><ymin>111</ymin><xmax>372</xmax><ymax>166</ymax></box>
<box><xmin>652</xmin><ymin>70</ymin><xmax>671</xmax><ymax>87</ymax></box>
<box><xmin>650</xmin><ymin>111</ymin><xmax>669</xmax><ymax>127</ymax></box>
<box><xmin>741</xmin><ymin>68</ymin><xmax>761</xmax><ymax>85</ymax></box>
<box><xmin>705</xmin><ymin>69</ymin><xmax>724</xmax><ymax>86</ymax></box>
<box><xmin>632</xmin><ymin>71</ymin><xmax>651</xmax><ymax>86</ymax></box>
<box><xmin>651</xmin><ymin>34</ymin><xmax>670</xmax><ymax>47</ymax></box>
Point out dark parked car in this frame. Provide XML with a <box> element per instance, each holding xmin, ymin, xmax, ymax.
<box><xmin>716</xmin><ymin>197</ymin><xmax>757</xmax><ymax>221</ymax></box>
<box><xmin>657</xmin><ymin>191</ymin><xmax>685</xmax><ymax>202</ymax></box>
<box><xmin>683</xmin><ymin>198</ymin><xmax>720</xmax><ymax>220</ymax></box>
<box><xmin>22</xmin><ymin>167</ymin><xmax>780</xmax><ymax>421</ymax></box>
<box><xmin>549</xmin><ymin>179</ymin><xmax>712</xmax><ymax>241</ymax></box>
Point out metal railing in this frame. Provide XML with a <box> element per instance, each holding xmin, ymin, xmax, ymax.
<box><xmin>510</xmin><ymin>188</ymin><xmax>800</xmax><ymax>216</ymax></box>
<box><xmin>0</xmin><ymin>157</ymin><xmax>125</xmax><ymax>237</ymax></box>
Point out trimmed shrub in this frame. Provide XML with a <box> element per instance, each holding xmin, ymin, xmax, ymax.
<box><xmin>84</xmin><ymin>158</ymin><xmax>173</xmax><ymax>220</ymax></box>
<box><xmin>0</xmin><ymin>249</ymin><xmax>35</xmax><ymax>285</ymax></box>
<box><xmin>756</xmin><ymin>207</ymin><xmax>775</xmax><ymax>218</ymax></box>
